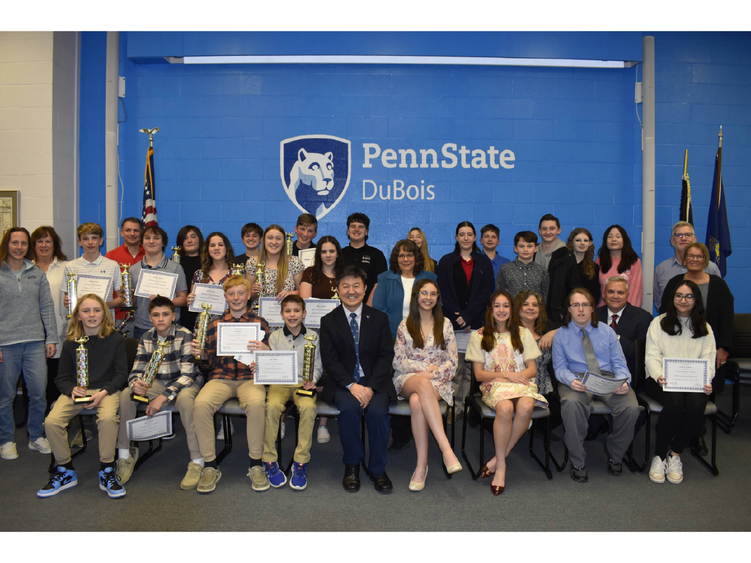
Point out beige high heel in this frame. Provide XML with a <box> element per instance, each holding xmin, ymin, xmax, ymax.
<box><xmin>408</xmin><ymin>466</ymin><xmax>428</xmax><ymax>491</ymax></box>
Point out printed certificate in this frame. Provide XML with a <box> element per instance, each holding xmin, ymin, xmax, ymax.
<box><xmin>254</xmin><ymin>350</ymin><xmax>298</xmax><ymax>385</ymax></box>
<box><xmin>663</xmin><ymin>358</ymin><xmax>711</xmax><ymax>393</ymax></box>
<box><xmin>134</xmin><ymin>269</ymin><xmax>178</xmax><ymax>300</ymax></box>
<box><xmin>76</xmin><ymin>274</ymin><xmax>113</xmax><ymax>302</ymax></box>
<box><xmin>217</xmin><ymin>322</ymin><xmax>260</xmax><ymax>356</ymax></box>
<box><xmin>259</xmin><ymin>297</ymin><xmax>283</xmax><ymax>326</ymax></box>
<box><xmin>303</xmin><ymin>298</ymin><xmax>340</xmax><ymax>328</ymax></box>
<box><xmin>189</xmin><ymin>283</ymin><xmax>227</xmax><ymax>314</ymax></box>
<box><xmin>579</xmin><ymin>371</ymin><xmax>628</xmax><ymax>395</ymax></box>
<box><xmin>126</xmin><ymin>411</ymin><xmax>173</xmax><ymax>441</ymax></box>
<box><xmin>299</xmin><ymin>248</ymin><xmax>316</xmax><ymax>268</ymax></box>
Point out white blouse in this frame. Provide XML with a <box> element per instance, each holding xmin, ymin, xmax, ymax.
<box><xmin>645</xmin><ymin>314</ymin><xmax>716</xmax><ymax>382</ymax></box>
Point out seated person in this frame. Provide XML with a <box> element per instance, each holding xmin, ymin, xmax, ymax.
<box><xmin>262</xmin><ymin>295</ymin><xmax>322</xmax><ymax>491</ymax></box>
<box><xmin>190</xmin><ymin>276</ymin><xmax>271</xmax><ymax>494</ymax></box>
<box><xmin>552</xmin><ymin>288</ymin><xmax>640</xmax><ymax>483</ymax></box>
<box><xmin>38</xmin><ymin>294</ymin><xmax>128</xmax><ymax>499</ymax></box>
<box><xmin>114</xmin><ymin>296</ymin><xmax>204</xmax><ymax>490</ymax></box>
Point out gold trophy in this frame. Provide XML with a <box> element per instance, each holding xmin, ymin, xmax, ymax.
<box><xmin>230</xmin><ymin>263</ymin><xmax>245</xmax><ymax>277</ymax></box>
<box><xmin>296</xmin><ymin>333</ymin><xmax>317</xmax><ymax>397</ymax></box>
<box><xmin>331</xmin><ymin>286</ymin><xmax>340</xmax><ymax>301</ymax></box>
<box><xmin>171</xmin><ymin>246</ymin><xmax>181</xmax><ymax>264</ymax></box>
<box><xmin>65</xmin><ymin>270</ymin><xmax>78</xmax><ymax>319</ymax></box>
<box><xmin>74</xmin><ymin>337</ymin><xmax>93</xmax><ymax>404</ymax></box>
<box><xmin>253</xmin><ymin>261</ymin><xmax>266</xmax><ymax>313</ymax></box>
<box><xmin>285</xmin><ymin>232</ymin><xmax>294</xmax><ymax>256</ymax></box>
<box><xmin>189</xmin><ymin>303</ymin><xmax>213</xmax><ymax>364</ymax></box>
<box><xmin>120</xmin><ymin>263</ymin><xmax>135</xmax><ymax>311</ymax></box>
<box><xmin>131</xmin><ymin>339</ymin><xmax>172</xmax><ymax>404</ymax></box>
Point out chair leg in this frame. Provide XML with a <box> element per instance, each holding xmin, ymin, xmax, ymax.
<box><xmin>134</xmin><ymin>438</ymin><xmax>162</xmax><ymax>470</ymax></box>
<box><xmin>528</xmin><ymin>418</ymin><xmax>553</xmax><ymax>479</ymax></box>
<box><xmin>691</xmin><ymin>413</ymin><xmax>719</xmax><ymax>476</ymax></box>
<box><xmin>460</xmin><ymin>397</ymin><xmax>480</xmax><ymax>480</ymax></box>
<box><xmin>716</xmin><ymin>367</ymin><xmax>740</xmax><ymax>434</ymax></box>
<box><xmin>215</xmin><ymin>413</ymin><xmax>233</xmax><ymax>465</ymax></box>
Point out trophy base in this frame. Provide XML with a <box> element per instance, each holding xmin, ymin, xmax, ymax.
<box><xmin>130</xmin><ymin>393</ymin><xmax>149</xmax><ymax>404</ymax></box>
<box><xmin>188</xmin><ymin>355</ymin><xmax>203</xmax><ymax>365</ymax></box>
<box><xmin>120</xmin><ymin>306</ymin><xmax>136</xmax><ymax>312</ymax></box>
<box><xmin>296</xmin><ymin>388</ymin><xmax>316</xmax><ymax>397</ymax></box>
<box><xmin>73</xmin><ymin>395</ymin><xmax>93</xmax><ymax>405</ymax></box>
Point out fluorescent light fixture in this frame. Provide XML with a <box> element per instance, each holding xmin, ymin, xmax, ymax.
<box><xmin>170</xmin><ymin>55</ymin><xmax>627</xmax><ymax>69</ymax></box>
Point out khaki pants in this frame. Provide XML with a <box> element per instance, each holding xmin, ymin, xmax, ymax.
<box><xmin>116</xmin><ymin>381</ymin><xmax>202</xmax><ymax>460</ymax></box>
<box><xmin>262</xmin><ymin>384</ymin><xmax>317</xmax><ymax>464</ymax></box>
<box><xmin>44</xmin><ymin>389</ymin><xmax>120</xmax><ymax>464</ymax></box>
<box><xmin>194</xmin><ymin>379</ymin><xmax>266</xmax><ymax>462</ymax></box>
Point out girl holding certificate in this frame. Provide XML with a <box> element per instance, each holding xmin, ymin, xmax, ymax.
<box><xmin>646</xmin><ymin>280</ymin><xmax>715</xmax><ymax>485</ymax></box>
<box><xmin>187</xmin><ymin>232</ymin><xmax>236</xmax><ymax>329</ymax></box>
<box><xmin>38</xmin><ymin>294</ymin><xmax>128</xmax><ymax>498</ymax></box>
<box><xmin>465</xmin><ymin>290</ymin><xmax>546</xmax><ymax>495</ymax></box>
<box><xmin>392</xmin><ymin>279</ymin><xmax>461</xmax><ymax>491</ymax></box>
<box><xmin>246</xmin><ymin>225</ymin><xmax>305</xmax><ymax>309</ymax></box>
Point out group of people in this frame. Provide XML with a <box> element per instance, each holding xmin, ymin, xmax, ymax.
<box><xmin>0</xmin><ymin>210</ymin><xmax>733</xmax><ymax>499</ymax></box>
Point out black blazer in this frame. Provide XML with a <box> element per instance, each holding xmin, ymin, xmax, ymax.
<box><xmin>595</xmin><ymin>303</ymin><xmax>652</xmax><ymax>378</ymax></box>
<box><xmin>436</xmin><ymin>249</ymin><xmax>495</xmax><ymax>331</ymax></box>
<box><xmin>318</xmin><ymin>304</ymin><xmax>396</xmax><ymax>403</ymax></box>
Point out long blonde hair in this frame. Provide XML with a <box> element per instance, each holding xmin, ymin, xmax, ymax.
<box><xmin>66</xmin><ymin>293</ymin><xmax>115</xmax><ymax>341</ymax></box>
<box><xmin>259</xmin><ymin>224</ymin><xmax>289</xmax><ymax>295</ymax></box>
<box><xmin>408</xmin><ymin>227</ymin><xmax>435</xmax><ymax>273</ymax></box>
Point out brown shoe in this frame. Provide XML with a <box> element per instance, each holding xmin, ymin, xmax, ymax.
<box><xmin>180</xmin><ymin>462</ymin><xmax>203</xmax><ymax>490</ymax></box>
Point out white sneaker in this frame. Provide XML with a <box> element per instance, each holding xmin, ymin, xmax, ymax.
<box><xmin>649</xmin><ymin>455</ymin><xmax>665</xmax><ymax>484</ymax></box>
<box><xmin>666</xmin><ymin>455</ymin><xmax>684</xmax><ymax>484</ymax></box>
<box><xmin>1</xmin><ymin>442</ymin><xmax>19</xmax><ymax>460</ymax></box>
<box><xmin>281</xmin><ymin>422</ymin><xmax>286</xmax><ymax>440</ymax></box>
<box><xmin>317</xmin><ymin>425</ymin><xmax>330</xmax><ymax>444</ymax></box>
<box><xmin>216</xmin><ymin>419</ymin><xmax>234</xmax><ymax>441</ymax></box>
<box><xmin>28</xmin><ymin>437</ymin><xmax>52</xmax><ymax>455</ymax></box>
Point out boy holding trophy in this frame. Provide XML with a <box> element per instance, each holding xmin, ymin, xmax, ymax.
<box><xmin>38</xmin><ymin>294</ymin><xmax>128</xmax><ymax>498</ymax></box>
<box><xmin>115</xmin><ymin>296</ymin><xmax>204</xmax><ymax>490</ymax></box>
<box><xmin>262</xmin><ymin>295</ymin><xmax>321</xmax><ymax>491</ymax></box>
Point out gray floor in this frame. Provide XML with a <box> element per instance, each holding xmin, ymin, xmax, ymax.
<box><xmin>2</xmin><ymin>386</ymin><xmax>750</xmax><ymax>532</ymax></box>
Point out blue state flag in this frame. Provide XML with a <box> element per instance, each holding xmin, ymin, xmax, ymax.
<box><xmin>705</xmin><ymin>151</ymin><xmax>731</xmax><ymax>277</ymax></box>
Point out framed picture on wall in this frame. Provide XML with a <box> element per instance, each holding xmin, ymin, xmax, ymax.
<box><xmin>0</xmin><ymin>191</ymin><xmax>20</xmax><ymax>240</ymax></box>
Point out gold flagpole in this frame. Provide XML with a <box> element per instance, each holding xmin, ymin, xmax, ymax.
<box><xmin>716</xmin><ymin>126</ymin><xmax>723</xmax><ymax>207</ymax></box>
<box><xmin>138</xmin><ymin>127</ymin><xmax>160</xmax><ymax>146</ymax></box>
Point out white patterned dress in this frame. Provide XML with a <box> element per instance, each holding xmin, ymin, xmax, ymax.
<box><xmin>392</xmin><ymin>318</ymin><xmax>458</xmax><ymax>405</ymax></box>
<box><xmin>245</xmin><ymin>255</ymin><xmax>305</xmax><ymax>309</ymax></box>
<box><xmin>465</xmin><ymin>327</ymin><xmax>548</xmax><ymax>409</ymax></box>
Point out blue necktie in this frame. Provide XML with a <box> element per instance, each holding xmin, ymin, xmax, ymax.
<box><xmin>350</xmin><ymin>312</ymin><xmax>361</xmax><ymax>382</ymax></box>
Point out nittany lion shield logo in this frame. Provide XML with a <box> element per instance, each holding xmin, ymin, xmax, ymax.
<box><xmin>281</xmin><ymin>135</ymin><xmax>351</xmax><ymax>219</ymax></box>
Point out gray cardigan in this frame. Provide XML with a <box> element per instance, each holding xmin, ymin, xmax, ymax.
<box><xmin>0</xmin><ymin>259</ymin><xmax>58</xmax><ymax>347</ymax></box>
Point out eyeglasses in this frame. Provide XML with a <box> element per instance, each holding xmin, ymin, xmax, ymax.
<box><xmin>569</xmin><ymin>303</ymin><xmax>592</xmax><ymax>309</ymax></box>
<box><xmin>674</xmin><ymin>233</ymin><xmax>695</xmax><ymax>239</ymax></box>
<box><xmin>686</xmin><ymin>254</ymin><xmax>705</xmax><ymax>262</ymax></box>
<box><xmin>398</xmin><ymin>254</ymin><xmax>414</xmax><ymax>259</ymax></box>
<box><xmin>419</xmin><ymin>291</ymin><xmax>438</xmax><ymax>298</ymax></box>
<box><xmin>674</xmin><ymin>293</ymin><xmax>695</xmax><ymax>302</ymax></box>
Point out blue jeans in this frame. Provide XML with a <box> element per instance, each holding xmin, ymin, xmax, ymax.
<box><xmin>0</xmin><ymin>341</ymin><xmax>47</xmax><ymax>444</ymax></box>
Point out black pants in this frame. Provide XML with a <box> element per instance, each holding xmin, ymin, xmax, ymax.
<box><xmin>646</xmin><ymin>378</ymin><xmax>707</xmax><ymax>459</ymax></box>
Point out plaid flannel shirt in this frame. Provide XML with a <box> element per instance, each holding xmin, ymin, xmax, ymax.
<box><xmin>128</xmin><ymin>324</ymin><xmax>202</xmax><ymax>401</ymax></box>
<box><xmin>201</xmin><ymin>310</ymin><xmax>271</xmax><ymax>381</ymax></box>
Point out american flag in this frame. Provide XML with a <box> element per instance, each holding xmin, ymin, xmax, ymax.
<box><xmin>142</xmin><ymin>145</ymin><xmax>157</xmax><ymax>227</ymax></box>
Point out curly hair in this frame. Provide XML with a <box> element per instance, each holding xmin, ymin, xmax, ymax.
<box><xmin>389</xmin><ymin>239</ymin><xmax>424</xmax><ymax>275</ymax></box>
<box><xmin>513</xmin><ymin>290</ymin><xmax>548</xmax><ymax>335</ymax></box>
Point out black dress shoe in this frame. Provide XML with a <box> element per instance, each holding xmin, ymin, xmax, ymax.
<box><xmin>342</xmin><ymin>464</ymin><xmax>360</xmax><ymax>492</ymax></box>
<box><xmin>370</xmin><ymin>471</ymin><xmax>393</xmax><ymax>493</ymax></box>
<box><xmin>691</xmin><ymin>435</ymin><xmax>708</xmax><ymax>456</ymax></box>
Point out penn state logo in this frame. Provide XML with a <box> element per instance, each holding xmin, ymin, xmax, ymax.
<box><xmin>281</xmin><ymin>135</ymin><xmax>351</xmax><ymax>219</ymax></box>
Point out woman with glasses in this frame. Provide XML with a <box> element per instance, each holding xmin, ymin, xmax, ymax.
<box><xmin>646</xmin><ymin>280</ymin><xmax>715</xmax><ymax>485</ymax></box>
<box><xmin>392</xmin><ymin>279</ymin><xmax>461</xmax><ymax>491</ymax></box>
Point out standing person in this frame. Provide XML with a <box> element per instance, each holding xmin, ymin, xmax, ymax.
<box><xmin>298</xmin><ymin>235</ymin><xmax>343</xmax><ymax>444</ymax></box>
<box><xmin>465</xmin><ymin>290</ymin><xmax>545</xmax><ymax>495</ymax></box>
<box><xmin>407</xmin><ymin>227</ymin><xmax>436</xmax><ymax>273</ymax></box>
<box><xmin>646</xmin><ymin>280</ymin><xmax>715</xmax><ymax>485</ymax></box>
<box><xmin>595</xmin><ymin>225</ymin><xmax>644</xmax><ymax>308</ymax></box>
<box><xmin>653</xmin><ymin>221</ymin><xmax>720</xmax><ymax>312</ymax></box>
<box><xmin>319</xmin><ymin>266</ymin><xmax>396</xmax><ymax>493</ymax></box>
<box><xmin>105</xmin><ymin>217</ymin><xmax>145</xmax><ymax>328</ymax></box>
<box><xmin>38</xmin><ymin>294</ymin><xmax>127</xmax><ymax>498</ymax></box>
<box><xmin>61</xmin><ymin>222</ymin><xmax>123</xmax><ymax>321</ymax></box>
<box><xmin>233</xmin><ymin>223</ymin><xmax>262</xmax><ymax>270</ymax></box>
<box><xmin>546</xmin><ymin>223</ymin><xmax>582</xmax><ymax>326</ymax></box>
<box><xmin>535</xmin><ymin>214</ymin><xmax>566</xmax><ymax>270</ymax></box>
<box><xmin>246</xmin><ymin>224</ymin><xmax>306</xmax><ymax>310</ymax></box>
<box><xmin>480</xmin><ymin>224</ymin><xmax>510</xmax><ymax>281</ymax></box>
<box><xmin>291</xmin><ymin>213</ymin><xmax>318</xmax><ymax>257</ymax></box>
<box><xmin>128</xmin><ymin>226</ymin><xmax>188</xmax><ymax>340</ymax></box>
<box><xmin>437</xmin><ymin>221</ymin><xmax>495</xmax><ymax>418</ymax></box>
<box><xmin>567</xmin><ymin>228</ymin><xmax>601</xmax><ymax>307</ymax></box>
<box><xmin>30</xmin><ymin>226</ymin><xmax>68</xmax><ymax>411</ymax></box>
<box><xmin>495</xmin><ymin>231</ymin><xmax>550</xmax><ymax>301</ymax></box>
<box><xmin>187</xmin><ymin>232</ymin><xmax>236</xmax><ymax>330</ymax></box>
<box><xmin>176</xmin><ymin>225</ymin><xmax>204</xmax><ymax>331</ymax></box>
<box><xmin>552</xmin><ymin>288</ymin><xmax>640</xmax><ymax>483</ymax></box>
<box><xmin>340</xmin><ymin>212</ymin><xmax>387</xmax><ymax>304</ymax></box>
<box><xmin>0</xmin><ymin>228</ymin><xmax>58</xmax><ymax>461</ymax></box>
<box><xmin>392</xmin><ymin>279</ymin><xmax>461</xmax><ymax>491</ymax></box>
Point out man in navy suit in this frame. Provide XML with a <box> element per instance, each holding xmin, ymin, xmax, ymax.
<box><xmin>319</xmin><ymin>266</ymin><xmax>396</xmax><ymax>493</ymax></box>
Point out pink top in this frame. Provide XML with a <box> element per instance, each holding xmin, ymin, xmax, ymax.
<box><xmin>594</xmin><ymin>256</ymin><xmax>643</xmax><ymax>307</ymax></box>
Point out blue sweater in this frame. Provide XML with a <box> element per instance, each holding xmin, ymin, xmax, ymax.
<box><xmin>371</xmin><ymin>270</ymin><xmax>437</xmax><ymax>338</ymax></box>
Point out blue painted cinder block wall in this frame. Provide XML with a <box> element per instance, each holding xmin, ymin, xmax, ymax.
<box><xmin>77</xmin><ymin>31</ymin><xmax>750</xmax><ymax>312</ymax></box>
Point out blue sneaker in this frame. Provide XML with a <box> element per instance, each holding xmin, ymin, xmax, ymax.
<box><xmin>37</xmin><ymin>466</ymin><xmax>77</xmax><ymax>498</ymax></box>
<box><xmin>98</xmin><ymin>466</ymin><xmax>126</xmax><ymax>499</ymax></box>
<box><xmin>264</xmin><ymin>461</ymin><xmax>287</xmax><ymax>488</ymax></box>
<box><xmin>290</xmin><ymin>462</ymin><xmax>308</xmax><ymax>491</ymax></box>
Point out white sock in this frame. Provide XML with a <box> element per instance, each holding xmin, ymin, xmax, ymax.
<box><xmin>118</xmin><ymin>448</ymin><xmax>131</xmax><ymax>460</ymax></box>
<box><xmin>192</xmin><ymin>458</ymin><xmax>204</xmax><ymax>468</ymax></box>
